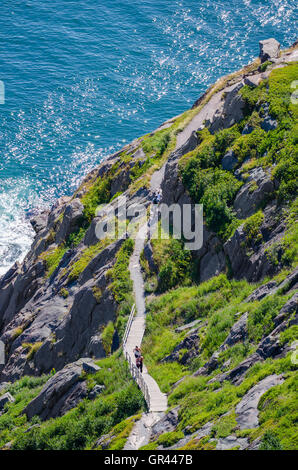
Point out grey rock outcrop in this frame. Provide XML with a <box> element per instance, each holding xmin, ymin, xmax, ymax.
<box><xmin>208</xmin><ymin>82</ymin><xmax>245</xmax><ymax>133</ymax></box>
<box><xmin>88</xmin><ymin>384</ymin><xmax>105</xmax><ymax>400</ymax></box>
<box><xmin>222</xmin><ymin>150</ymin><xmax>238</xmax><ymax>171</ymax></box>
<box><xmin>24</xmin><ymin>361</ymin><xmax>88</xmax><ymax>420</ymax></box>
<box><xmin>261</xmin><ymin>115</ymin><xmax>278</xmax><ymax>132</ymax></box>
<box><xmin>216</xmin><ymin>435</ymin><xmax>249</xmax><ymax>450</ymax></box>
<box><xmin>151</xmin><ymin>407</ymin><xmax>179</xmax><ymax>438</ymax></box>
<box><xmin>224</xmin><ymin>202</ymin><xmax>286</xmax><ymax>283</ymax></box>
<box><xmin>259</xmin><ymin>39</ymin><xmax>280</xmax><ymax>63</ymax></box>
<box><xmin>246</xmin><ymin>281</ymin><xmax>278</xmax><ymax>302</ymax></box>
<box><xmin>199</xmin><ymin>244</ymin><xmax>226</xmax><ymax>283</ymax></box>
<box><xmin>219</xmin><ymin>312</ymin><xmax>248</xmax><ymax>351</ymax></box>
<box><xmin>80</xmin><ymin>358</ymin><xmax>101</xmax><ymax>374</ymax></box>
<box><xmin>55</xmin><ymin>198</ymin><xmax>84</xmax><ymax>245</ymax></box>
<box><xmin>143</xmin><ymin>241</ymin><xmax>158</xmax><ymax>273</ymax></box>
<box><xmin>233</xmin><ymin>167</ymin><xmax>274</xmax><ymax>219</ymax></box>
<box><xmin>236</xmin><ymin>374</ymin><xmax>284</xmax><ymax>429</ymax></box>
<box><xmin>162</xmin><ymin>330</ymin><xmax>199</xmax><ymax>365</ymax></box>
<box><xmin>30</xmin><ymin>212</ymin><xmax>49</xmax><ymax>234</ymax></box>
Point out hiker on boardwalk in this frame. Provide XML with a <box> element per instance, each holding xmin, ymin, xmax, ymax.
<box><xmin>136</xmin><ymin>355</ymin><xmax>143</xmax><ymax>373</ymax></box>
<box><xmin>157</xmin><ymin>188</ymin><xmax>162</xmax><ymax>204</ymax></box>
<box><xmin>133</xmin><ymin>346</ymin><xmax>141</xmax><ymax>360</ymax></box>
<box><xmin>152</xmin><ymin>189</ymin><xmax>162</xmax><ymax>204</ymax></box>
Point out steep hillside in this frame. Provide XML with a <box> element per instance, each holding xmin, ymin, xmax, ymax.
<box><xmin>0</xmin><ymin>39</ymin><xmax>297</xmax><ymax>451</ymax></box>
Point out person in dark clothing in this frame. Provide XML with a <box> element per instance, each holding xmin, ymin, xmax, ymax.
<box><xmin>136</xmin><ymin>355</ymin><xmax>143</xmax><ymax>373</ymax></box>
<box><xmin>134</xmin><ymin>346</ymin><xmax>141</xmax><ymax>359</ymax></box>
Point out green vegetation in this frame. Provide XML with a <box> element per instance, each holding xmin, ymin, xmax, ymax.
<box><xmin>68</xmin><ymin>238</ymin><xmax>112</xmax><ymax>282</ymax></box>
<box><xmin>259</xmin><ymin>431</ymin><xmax>283</xmax><ymax>450</ymax></box>
<box><xmin>40</xmin><ymin>245</ymin><xmax>67</xmax><ymax>278</ymax></box>
<box><xmin>2</xmin><ymin>61</ymin><xmax>297</xmax><ymax>452</ymax></box>
<box><xmin>142</xmin><ymin>274</ymin><xmax>257</xmax><ymax>390</ymax></box>
<box><xmin>152</xmin><ymin>238</ymin><xmax>193</xmax><ymax>292</ymax></box>
<box><xmin>259</xmin><ymin>60</ymin><xmax>272</xmax><ymax>73</ymax></box>
<box><xmin>265</xmin><ymin>199</ymin><xmax>298</xmax><ymax>269</ymax></box>
<box><xmin>108</xmin><ymin>238</ymin><xmax>134</xmax><ymax>337</ymax></box>
<box><xmin>101</xmin><ymin>322</ymin><xmax>115</xmax><ymax>356</ymax></box>
<box><xmin>157</xmin><ymin>431</ymin><xmax>184</xmax><ymax>447</ymax></box>
<box><xmin>81</xmin><ymin>176</ymin><xmax>112</xmax><ymax>222</ymax></box>
<box><xmin>22</xmin><ymin>342</ymin><xmax>43</xmax><ymax>361</ymax></box>
<box><xmin>180</xmin><ymin>127</ymin><xmax>242</xmax><ymax>237</ymax></box>
<box><xmin>59</xmin><ymin>288</ymin><xmax>69</xmax><ymax>299</ymax></box>
<box><xmin>11</xmin><ymin>326</ymin><xmax>24</xmax><ymax>340</ymax></box>
<box><xmin>142</xmin><ymin>128</ymin><xmax>171</xmax><ymax>158</ymax></box>
<box><xmin>1</xmin><ymin>353</ymin><xmax>144</xmax><ymax>450</ymax></box>
<box><xmin>92</xmin><ymin>286</ymin><xmax>102</xmax><ymax>303</ymax></box>
<box><xmin>243</xmin><ymin>210</ymin><xmax>264</xmax><ymax>246</ymax></box>
<box><xmin>141</xmin><ymin>262</ymin><xmax>297</xmax><ymax>449</ymax></box>
<box><xmin>67</xmin><ymin>226</ymin><xmax>87</xmax><ymax>247</ymax></box>
<box><xmin>211</xmin><ymin>412</ymin><xmax>237</xmax><ymax>438</ymax></box>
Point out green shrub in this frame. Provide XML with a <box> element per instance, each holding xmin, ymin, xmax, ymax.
<box><xmin>142</xmin><ymin>128</ymin><xmax>171</xmax><ymax>158</ymax></box>
<box><xmin>40</xmin><ymin>245</ymin><xmax>67</xmax><ymax>278</ymax></box>
<box><xmin>243</xmin><ymin>210</ymin><xmax>264</xmax><ymax>246</ymax></box>
<box><xmin>108</xmin><ymin>238</ymin><xmax>134</xmax><ymax>338</ymax></box>
<box><xmin>259</xmin><ymin>430</ymin><xmax>283</xmax><ymax>450</ymax></box>
<box><xmin>181</xmin><ymin>165</ymin><xmax>241</xmax><ymax>236</ymax></box>
<box><xmin>68</xmin><ymin>238</ymin><xmax>112</xmax><ymax>281</ymax></box>
<box><xmin>109</xmin><ymin>238</ymin><xmax>134</xmax><ymax>303</ymax></box>
<box><xmin>81</xmin><ymin>177</ymin><xmax>112</xmax><ymax>222</ymax></box>
<box><xmin>157</xmin><ymin>431</ymin><xmax>184</xmax><ymax>447</ymax></box>
<box><xmin>157</xmin><ymin>240</ymin><xmax>192</xmax><ymax>292</ymax></box>
<box><xmin>59</xmin><ymin>288</ymin><xmax>69</xmax><ymax>298</ymax></box>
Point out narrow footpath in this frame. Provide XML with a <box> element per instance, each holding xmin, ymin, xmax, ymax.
<box><xmin>123</xmin><ymin>164</ymin><xmax>167</xmax><ymax>449</ymax></box>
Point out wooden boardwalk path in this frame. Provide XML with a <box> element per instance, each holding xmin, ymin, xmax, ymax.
<box><xmin>123</xmin><ymin>164</ymin><xmax>168</xmax><ymax>413</ymax></box>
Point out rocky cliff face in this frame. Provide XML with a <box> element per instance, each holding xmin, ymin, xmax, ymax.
<box><xmin>0</xmin><ymin>39</ymin><xmax>297</xmax><ymax>451</ymax></box>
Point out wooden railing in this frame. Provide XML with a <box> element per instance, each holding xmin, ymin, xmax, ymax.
<box><xmin>124</xmin><ymin>350</ymin><xmax>150</xmax><ymax>410</ymax></box>
<box><xmin>123</xmin><ymin>303</ymin><xmax>151</xmax><ymax>410</ymax></box>
<box><xmin>123</xmin><ymin>304</ymin><xmax>136</xmax><ymax>346</ymax></box>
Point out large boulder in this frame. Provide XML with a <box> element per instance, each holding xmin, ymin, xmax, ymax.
<box><xmin>55</xmin><ymin>198</ymin><xmax>84</xmax><ymax>245</ymax></box>
<box><xmin>216</xmin><ymin>435</ymin><xmax>249</xmax><ymax>450</ymax></box>
<box><xmin>24</xmin><ymin>362</ymin><xmax>85</xmax><ymax>420</ymax></box>
<box><xmin>30</xmin><ymin>211</ymin><xmax>49</xmax><ymax>234</ymax></box>
<box><xmin>222</xmin><ymin>150</ymin><xmax>238</xmax><ymax>171</ymax></box>
<box><xmin>199</xmin><ymin>248</ymin><xmax>226</xmax><ymax>283</ymax></box>
<box><xmin>259</xmin><ymin>39</ymin><xmax>280</xmax><ymax>63</ymax></box>
<box><xmin>233</xmin><ymin>167</ymin><xmax>274</xmax><ymax>219</ymax></box>
<box><xmin>208</xmin><ymin>82</ymin><xmax>246</xmax><ymax>134</ymax></box>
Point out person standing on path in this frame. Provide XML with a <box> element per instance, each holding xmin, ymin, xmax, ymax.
<box><xmin>136</xmin><ymin>355</ymin><xmax>144</xmax><ymax>373</ymax></box>
<box><xmin>134</xmin><ymin>346</ymin><xmax>141</xmax><ymax>360</ymax></box>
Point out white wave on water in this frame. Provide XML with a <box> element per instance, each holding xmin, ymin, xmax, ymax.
<box><xmin>0</xmin><ymin>180</ymin><xmax>37</xmax><ymax>276</ymax></box>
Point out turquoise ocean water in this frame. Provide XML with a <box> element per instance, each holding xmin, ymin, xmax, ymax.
<box><xmin>0</xmin><ymin>0</ymin><xmax>297</xmax><ymax>274</ymax></box>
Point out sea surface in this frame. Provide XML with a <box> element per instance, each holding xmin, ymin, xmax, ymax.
<box><xmin>0</xmin><ymin>0</ymin><xmax>297</xmax><ymax>275</ymax></box>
